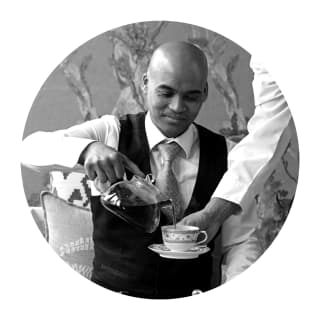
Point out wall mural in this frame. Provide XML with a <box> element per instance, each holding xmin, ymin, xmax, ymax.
<box><xmin>108</xmin><ymin>21</ymin><xmax>168</xmax><ymax>117</ymax></box>
<box><xmin>59</xmin><ymin>50</ymin><xmax>97</xmax><ymax>121</ymax></box>
<box><xmin>25</xmin><ymin>21</ymin><xmax>299</xmax><ymax>282</ymax></box>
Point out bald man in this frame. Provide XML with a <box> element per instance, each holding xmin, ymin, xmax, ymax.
<box><xmin>22</xmin><ymin>41</ymin><xmax>231</xmax><ymax>298</ymax></box>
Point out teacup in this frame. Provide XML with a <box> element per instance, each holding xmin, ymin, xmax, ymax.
<box><xmin>161</xmin><ymin>225</ymin><xmax>208</xmax><ymax>251</ymax></box>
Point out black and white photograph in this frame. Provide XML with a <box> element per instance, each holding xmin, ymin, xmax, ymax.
<box><xmin>21</xmin><ymin>21</ymin><xmax>298</xmax><ymax>298</ymax></box>
<box><xmin>2</xmin><ymin>1</ymin><xmax>319</xmax><ymax>319</ymax></box>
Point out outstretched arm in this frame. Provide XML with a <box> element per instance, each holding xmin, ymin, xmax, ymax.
<box><xmin>21</xmin><ymin>115</ymin><xmax>120</xmax><ymax>172</ymax></box>
<box><xmin>21</xmin><ymin>115</ymin><xmax>144</xmax><ymax>184</ymax></box>
<box><xmin>178</xmin><ymin>58</ymin><xmax>292</xmax><ymax>243</ymax></box>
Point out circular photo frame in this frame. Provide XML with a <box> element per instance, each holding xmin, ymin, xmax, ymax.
<box><xmin>21</xmin><ymin>20</ymin><xmax>299</xmax><ymax>300</ymax></box>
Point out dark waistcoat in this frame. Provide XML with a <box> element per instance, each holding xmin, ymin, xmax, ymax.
<box><xmin>90</xmin><ymin>113</ymin><xmax>227</xmax><ymax>298</ymax></box>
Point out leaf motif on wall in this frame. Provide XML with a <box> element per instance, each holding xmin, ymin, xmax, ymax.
<box><xmin>188</xmin><ymin>29</ymin><xmax>248</xmax><ymax>142</ymax></box>
<box><xmin>253</xmin><ymin>140</ymin><xmax>298</xmax><ymax>251</ymax></box>
<box><xmin>59</xmin><ymin>50</ymin><xmax>98</xmax><ymax>122</ymax></box>
<box><xmin>108</xmin><ymin>22</ymin><xmax>168</xmax><ymax>117</ymax></box>
<box><xmin>188</xmin><ymin>30</ymin><xmax>248</xmax><ymax>142</ymax></box>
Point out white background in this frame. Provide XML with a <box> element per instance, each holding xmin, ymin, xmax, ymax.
<box><xmin>1</xmin><ymin>1</ymin><xmax>319</xmax><ymax>319</ymax></box>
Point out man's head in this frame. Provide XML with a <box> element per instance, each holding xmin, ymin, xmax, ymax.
<box><xmin>143</xmin><ymin>41</ymin><xmax>208</xmax><ymax>138</ymax></box>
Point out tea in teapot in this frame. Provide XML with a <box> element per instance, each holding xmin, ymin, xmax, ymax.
<box><xmin>100</xmin><ymin>175</ymin><xmax>173</xmax><ymax>233</ymax></box>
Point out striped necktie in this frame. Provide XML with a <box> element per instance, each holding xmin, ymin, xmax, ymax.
<box><xmin>156</xmin><ymin>141</ymin><xmax>183</xmax><ymax>223</ymax></box>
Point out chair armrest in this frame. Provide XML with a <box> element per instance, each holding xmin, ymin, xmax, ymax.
<box><xmin>30</xmin><ymin>206</ymin><xmax>47</xmax><ymax>238</ymax></box>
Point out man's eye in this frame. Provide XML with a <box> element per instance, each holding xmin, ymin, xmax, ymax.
<box><xmin>185</xmin><ymin>95</ymin><xmax>201</xmax><ymax>101</ymax></box>
<box><xmin>158</xmin><ymin>92</ymin><xmax>173</xmax><ymax>98</ymax></box>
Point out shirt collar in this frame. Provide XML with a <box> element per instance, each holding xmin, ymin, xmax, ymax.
<box><xmin>145</xmin><ymin>112</ymin><xmax>195</xmax><ymax>158</ymax></box>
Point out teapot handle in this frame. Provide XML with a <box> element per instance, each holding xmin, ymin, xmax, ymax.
<box><xmin>96</xmin><ymin>172</ymin><xmax>128</xmax><ymax>194</ymax></box>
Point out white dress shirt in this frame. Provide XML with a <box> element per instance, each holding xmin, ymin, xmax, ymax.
<box><xmin>213</xmin><ymin>59</ymin><xmax>292</xmax><ymax>212</ymax></box>
<box><xmin>218</xmin><ymin>59</ymin><xmax>293</xmax><ymax>282</ymax></box>
<box><xmin>22</xmin><ymin>112</ymin><xmax>200</xmax><ymax>212</ymax></box>
<box><xmin>215</xmin><ymin>59</ymin><xmax>292</xmax><ymax>249</ymax></box>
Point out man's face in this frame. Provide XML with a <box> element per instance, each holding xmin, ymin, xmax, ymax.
<box><xmin>144</xmin><ymin>63</ymin><xmax>208</xmax><ymax>138</ymax></box>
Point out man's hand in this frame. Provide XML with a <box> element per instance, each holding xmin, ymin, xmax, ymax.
<box><xmin>178</xmin><ymin>209</ymin><xmax>221</xmax><ymax>243</ymax></box>
<box><xmin>79</xmin><ymin>142</ymin><xmax>145</xmax><ymax>184</ymax></box>
<box><xmin>177</xmin><ymin>197</ymin><xmax>242</xmax><ymax>243</ymax></box>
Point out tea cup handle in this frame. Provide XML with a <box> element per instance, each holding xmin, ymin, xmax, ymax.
<box><xmin>196</xmin><ymin>231</ymin><xmax>208</xmax><ymax>245</ymax></box>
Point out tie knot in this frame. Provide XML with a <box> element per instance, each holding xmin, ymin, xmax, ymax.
<box><xmin>158</xmin><ymin>141</ymin><xmax>181</xmax><ymax>162</ymax></box>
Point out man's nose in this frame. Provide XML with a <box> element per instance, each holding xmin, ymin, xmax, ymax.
<box><xmin>169</xmin><ymin>96</ymin><xmax>185</xmax><ymax>112</ymax></box>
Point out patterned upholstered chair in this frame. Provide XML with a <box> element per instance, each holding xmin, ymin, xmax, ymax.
<box><xmin>31</xmin><ymin>171</ymin><xmax>94</xmax><ymax>279</ymax></box>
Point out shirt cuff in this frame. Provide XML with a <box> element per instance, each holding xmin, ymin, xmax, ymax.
<box><xmin>58</xmin><ymin>136</ymin><xmax>97</xmax><ymax>169</ymax></box>
<box><xmin>21</xmin><ymin>132</ymin><xmax>97</xmax><ymax>172</ymax></box>
<box><xmin>211</xmin><ymin>173</ymin><xmax>248</xmax><ymax>212</ymax></box>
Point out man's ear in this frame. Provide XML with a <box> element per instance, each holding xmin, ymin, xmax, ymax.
<box><xmin>142</xmin><ymin>73</ymin><xmax>148</xmax><ymax>93</ymax></box>
<box><xmin>202</xmin><ymin>82</ymin><xmax>209</xmax><ymax>101</ymax></box>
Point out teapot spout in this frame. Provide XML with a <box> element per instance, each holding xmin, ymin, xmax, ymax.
<box><xmin>158</xmin><ymin>199</ymin><xmax>172</xmax><ymax>208</ymax></box>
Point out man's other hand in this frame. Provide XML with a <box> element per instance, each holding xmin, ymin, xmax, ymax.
<box><xmin>177</xmin><ymin>198</ymin><xmax>242</xmax><ymax>243</ymax></box>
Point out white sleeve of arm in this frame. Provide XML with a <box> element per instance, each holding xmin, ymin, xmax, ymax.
<box><xmin>212</xmin><ymin>58</ymin><xmax>292</xmax><ymax>211</ymax></box>
<box><xmin>21</xmin><ymin>115</ymin><xmax>120</xmax><ymax>173</ymax></box>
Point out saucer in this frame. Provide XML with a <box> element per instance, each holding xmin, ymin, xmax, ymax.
<box><xmin>148</xmin><ymin>244</ymin><xmax>210</xmax><ymax>259</ymax></box>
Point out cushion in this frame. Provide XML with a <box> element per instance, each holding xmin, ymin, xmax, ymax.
<box><xmin>49</xmin><ymin>171</ymin><xmax>91</xmax><ymax>209</ymax></box>
<box><xmin>41</xmin><ymin>191</ymin><xmax>94</xmax><ymax>279</ymax></box>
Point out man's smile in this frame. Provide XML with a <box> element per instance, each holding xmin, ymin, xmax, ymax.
<box><xmin>163</xmin><ymin>113</ymin><xmax>187</xmax><ymax>121</ymax></box>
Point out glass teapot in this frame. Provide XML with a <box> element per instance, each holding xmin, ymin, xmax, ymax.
<box><xmin>99</xmin><ymin>174</ymin><xmax>172</xmax><ymax>233</ymax></box>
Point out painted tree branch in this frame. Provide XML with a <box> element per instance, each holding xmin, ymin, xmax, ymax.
<box><xmin>60</xmin><ymin>52</ymin><xmax>98</xmax><ymax>121</ymax></box>
<box><xmin>108</xmin><ymin>22</ymin><xmax>168</xmax><ymax>116</ymax></box>
<box><xmin>188</xmin><ymin>29</ymin><xmax>247</xmax><ymax>140</ymax></box>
